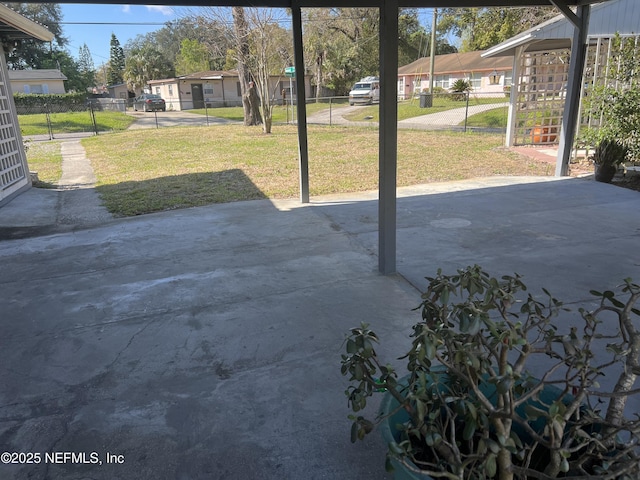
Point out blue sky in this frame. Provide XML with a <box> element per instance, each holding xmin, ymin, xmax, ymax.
<box><xmin>59</xmin><ymin>5</ymin><xmax>439</xmax><ymax>68</ymax></box>
<box><xmin>60</xmin><ymin>3</ymin><xmax>179</xmax><ymax>67</ymax></box>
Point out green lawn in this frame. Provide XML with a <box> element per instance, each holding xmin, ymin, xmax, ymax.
<box><xmin>25</xmin><ymin>141</ymin><xmax>63</xmax><ymax>188</ymax></box>
<box><xmin>464</xmin><ymin>106</ymin><xmax>509</xmax><ymax>128</ymax></box>
<box><xmin>190</xmin><ymin>101</ymin><xmax>341</xmax><ymax>123</ymax></box>
<box><xmin>343</xmin><ymin>96</ymin><xmax>509</xmax><ymax>122</ymax></box>
<box><xmin>76</xmin><ymin>124</ymin><xmax>553</xmax><ymax>216</ymax></box>
<box><xmin>18</xmin><ymin>110</ymin><xmax>135</xmax><ymax>136</ymax></box>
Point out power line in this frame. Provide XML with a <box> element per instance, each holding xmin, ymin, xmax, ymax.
<box><xmin>61</xmin><ymin>22</ymin><xmax>168</xmax><ymax>26</ymax></box>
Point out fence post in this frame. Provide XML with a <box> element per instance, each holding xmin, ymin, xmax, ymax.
<box><xmin>464</xmin><ymin>92</ymin><xmax>470</xmax><ymax>133</ymax></box>
<box><xmin>90</xmin><ymin>103</ymin><xmax>98</xmax><ymax>135</ymax></box>
<box><xmin>205</xmin><ymin>103</ymin><xmax>210</xmax><ymax>126</ymax></box>
<box><xmin>154</xmin><ymin>110</ymin><xmax>159</xmax><ymax>129</ymax></box>
<box><xmin>329</xmin><ymin>97</ymin><xmax>332</xmax><ymax>126</ymax></box>
<box><xmin>45</xmin><ymin>103</ymin><xmax>53</xmax><ymax>140</ymax></box>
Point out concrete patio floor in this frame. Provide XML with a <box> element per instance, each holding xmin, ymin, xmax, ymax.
<box><xmin>1</xmin><ymin>175</ymin><xmax>639</xmax><ymax>479</ymax></box>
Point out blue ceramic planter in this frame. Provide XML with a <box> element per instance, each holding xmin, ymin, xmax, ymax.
<box><xmin>378</xmin><ymin>368</ymin><xmax>569</xmax><ymax>480</ymax></box>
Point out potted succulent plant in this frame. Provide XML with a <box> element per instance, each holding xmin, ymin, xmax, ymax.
<box><xmin>590</xmin><ymin>138</ymin><xmax>629</xmax><ymax>183</ymax></box>
<box><xmin>342</xmin><ymin>265</ymin><xmax>640</xmax><ymax>480</ymax></box>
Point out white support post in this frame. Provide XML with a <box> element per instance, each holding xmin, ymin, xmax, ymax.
<box><xmin>505</xmin><ymin>46</ymin><xmax>524</xmax><ymax>147</ymax></box>
<box><xmin>556</xmin><ymin>5</ymin><xmax>591</xmax><ymax>176</ymax></box>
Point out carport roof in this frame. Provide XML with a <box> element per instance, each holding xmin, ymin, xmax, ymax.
<box><xmin>0</xmin><ymin>3</ymin><xmax>53</xmax><ymax>42</ymax></box>
<box><xmin>483</xmin><ymin>0</ymin><xmax>638</xmax><ymax>57</ymax></box>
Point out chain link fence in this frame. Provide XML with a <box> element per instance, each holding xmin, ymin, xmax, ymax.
<box><xmin>17</xmin><ymin>99</ymin><xmax>129</xmax><ymax>140</ymax></box>
<box><xmin>17</xmin><ymin>93</ymin><xmax>513</xmax><ymax>139</ymax></box>
<box><xmin>303</xmin><ymin>92</ymin><xmax>510</xmax><ymax>134</ymax></box>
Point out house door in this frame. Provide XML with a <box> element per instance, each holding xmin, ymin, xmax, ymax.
<box><xmin>192</xmin><ymin>84</ymin><xmax>205</xmax><ymax>109</ymax></box>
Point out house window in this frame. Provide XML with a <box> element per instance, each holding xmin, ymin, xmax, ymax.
<box><xmin>168</xmin><ymin>85</ymin><xmax>174</xmax><ymax>96</ymax></box>
<box><xmin>489</xmin><ymin>70</ymin><xmax>501</xmax><ymax>85</ymax></box>
<box><xmin>25</xmin><ymin>84</ymin><xmax>48</xmax><ymax>94</ymax></box>
<box><xmin>203</xmin><ymin>83</ymin><xmax>213</xmax><ymax>95</ymax></box>
<box><xmin>434</xmin><ymin>75</ymin><xmax>450</xmax><ymax>89</ymax></box>
<box><xmin>155</xmin><ymin>87</ymin><xmax>161</xmax><ymax>95</ymax></box>
<box><xmin>468</xmin><ymin>73</ymin><xmax>482</xmax><ymax>89</ymax></box>
<box><xmin>505</xmin><ymin>71</ymin><xmax>513</xmax><ymax>87</ymax></box>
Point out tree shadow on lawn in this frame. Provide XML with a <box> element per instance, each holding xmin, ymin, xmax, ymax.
<box><xmin>96</xmin><ymin>169</ymin><xmax>268</xmax><ymax>217</ymax></box>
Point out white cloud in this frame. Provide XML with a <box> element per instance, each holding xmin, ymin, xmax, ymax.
<box><xmin>121</xmin><ymin>5</ymin><xmax>131</xmax><ymax>13</ymax></box>
<box><xmin>145</xmin><ymin>5</ymin><xmax>174</xmax><ymax>16</ymax></box>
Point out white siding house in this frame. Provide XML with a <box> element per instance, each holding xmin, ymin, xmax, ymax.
<box><xmin>147</xmin><ymin>70</ymin><xmax>312</xmax><ymax>111</ymax></box>
<box><xmin>398</xmin><ymin>51</ymin><xmax>514</xmax><ymax>100</ymax></box>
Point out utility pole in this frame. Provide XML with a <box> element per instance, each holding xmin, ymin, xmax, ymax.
<box><xmin>428</xmin><ymin>8</ymin><xmax>437</xmax><ymax>93</ymax></box>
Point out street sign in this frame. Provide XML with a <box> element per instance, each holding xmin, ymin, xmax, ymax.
<box><xmin>285</xmin><ymin>66</ymin><xmax>295</xmax><ymax>78</ymax></box>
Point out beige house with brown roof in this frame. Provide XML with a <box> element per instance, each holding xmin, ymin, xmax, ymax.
<box><xmin>147</xmin><ymin>70</ymin><xmax>312</xmax><ymax>111</ymax></box>
<box><xmin>8</xmin><ymin>68</ymin><xmax>66</xmax><ymax>94</ymax></box>
<box><xmin>398</xmin><ymin>50</ymin><xmax>514</xmax><ymax>99</ymax></box>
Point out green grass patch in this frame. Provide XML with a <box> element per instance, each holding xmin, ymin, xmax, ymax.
<box><xmin>464</xmin><ymin>106</ymin><xmax>509</xmax><ymax>128</ymax></box>
<box><xmin>25</xmin><ymin>141</ymin><xmax>62</xmax><ymax>188</ymax></box>
<box><xmin>79</xmin><ymin>124</ymin><xmax>553</xmax><ymax>216</ymax></box>
<box><xmin>344</xmin><ymin>96</ymin><xmax>508</xmax><ymax>122</ymax></box>
<box><xmin>18</xmin><ymin>111</ymin><xmax>135</xmax><ymax>136</ymax></box>
<box><xmin>190</xmin><ymin>102</ymin><xmax>341</xmax><ymax>123</ymax></box>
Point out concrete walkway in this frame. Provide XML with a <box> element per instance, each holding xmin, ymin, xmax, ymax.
<box><xmin>0</xmin><ymin>140</ymin><xmax>111</xmax><ymax>239</ymax></box>
<box><xmin>398</xmin><ymin>102</ymin><xmax>508</xmax><ymax>129</ymax></box>
<box><xmin>307</xmin><ymin>102</ymin><xmax>509</xmax><ymax>130</ymax></box>
<box><xmin>57</xmin><ymin>141</ymin><xmax>112</xmax><ymax>226</ymax></box>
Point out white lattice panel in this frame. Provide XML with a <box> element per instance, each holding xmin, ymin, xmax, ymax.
<box><xmin>0</xmin><ymin>48</ymin><xmax>29</xmax><ymax>204</ymax></box>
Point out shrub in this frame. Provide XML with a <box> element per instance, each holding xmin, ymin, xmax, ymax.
<box><xmin>581</xmin><ymin>34</ymin><xmax>640</xmax><ymax>160</ymax></box>
<box><xmin>14</xmin><ymin>92</ymin><xmax>88</xmax><ymax>114</ymax></box>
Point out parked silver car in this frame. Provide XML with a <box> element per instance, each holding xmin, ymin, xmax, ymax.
<box><xmin>133</xmin><ymin>94</ymin><xmax>166</xmax><ymax>112</ymax></box>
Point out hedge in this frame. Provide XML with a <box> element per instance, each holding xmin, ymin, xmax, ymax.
<box><xmin>14</xmin><ymin>92</ymin><xmax>88</xmax><ymax>114</ymax></box>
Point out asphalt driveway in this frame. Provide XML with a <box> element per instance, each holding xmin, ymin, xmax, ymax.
<box><xmin>126</xmin><ymin>109</ymin><xmax>235</xmax><ymax>129</ymax></box>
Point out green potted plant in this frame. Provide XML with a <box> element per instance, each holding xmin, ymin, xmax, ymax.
<box><xmin>342</xmin><ymin>265</ymin><xmax>640</xmax><ymax>480</ymax></box>
<box><xmin>590</xmin><ymin>138</ymin><xmax>629</xmax><ymax>183</ymax></box>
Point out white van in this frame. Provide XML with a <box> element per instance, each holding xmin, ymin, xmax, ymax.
<box><xmin>349</xmin><ymin>76</ymin><xmax>380</xmax><ymax>106</ymax></box>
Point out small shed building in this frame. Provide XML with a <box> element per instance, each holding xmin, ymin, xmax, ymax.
<box><xmin>147</xmin><ymin>70</ymin><xmax>313</xmax><ymax>111</ymax></box>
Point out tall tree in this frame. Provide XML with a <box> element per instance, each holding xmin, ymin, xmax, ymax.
<box><xmin>438</xmin><ymin>7</ymin><xmax>556</xmax><ymax>52</ymax></box>
<box><xmin>323</xmin><ymin>8</ymin><xmax>379</xmax><ymax>95</ymax></box>
<box><xmin>3</xmin><ymin>2</ymin><xmax>67</xmax><ymax>69</ymax></box>
<box><xmin>175</xmin><ymin>39</ymin><xmax>210</xmax><ymax>75</ymax></box>
<box><xmin>301</xmin><ymin>9</ymin><xmax>332</xmax><ymax>101</ymax></box>
<box><xmin>77</xmin><ymin>43</ymin><xmax>95</xmax><ymax>90</ymax></box>
<box><xmin>124</xmin><ymin>17</ymin><xmax>232</xmax><ymax>76</ymax></box>
<box><xmin>107</xmin><ymin>33</ymin><xmax>125</xmax><ymax>85</ymax></box>
<box><xmin>124</xmin><ymin>45</ymin><xmax>174</xmax><ymax>91</ymax></box>
<box><xmin>41</xmin><ymin>50</ymin><xmax>87</xmax><ymax>92</ymax></box>
<box><xmin>244</xmin><ymin>8</ymin><xmax>292</xmax><ymax>133</ymax></box>
<box><xmin>231</xmin><ymin>7</ymin><xmax>262</xmax><ymax>127</ymax></box>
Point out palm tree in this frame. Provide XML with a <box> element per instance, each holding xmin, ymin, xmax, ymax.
<box><xmin>124</xmin><ymin>46</ymin><xmax>174</xmax><ymax>92</ymax></box>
